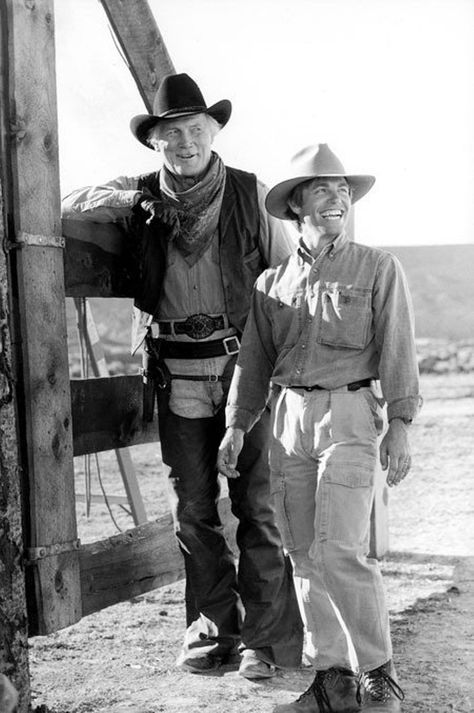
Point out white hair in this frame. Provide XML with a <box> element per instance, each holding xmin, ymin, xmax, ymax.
<box><xmin>147</xmin><ymin>113</ymin><xmax>221</xmax><ymax>149</ymax></box>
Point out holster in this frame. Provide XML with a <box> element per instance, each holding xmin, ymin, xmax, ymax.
<box><xmin>142</xmin><ymin>332</ymin><xmax>171</xmax><ymax>423</ymax></box>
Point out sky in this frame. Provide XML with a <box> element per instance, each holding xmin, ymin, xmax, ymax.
<box><xmin>54</xmin><ymin>0</ymin><xmax>474</xmax><ymax>247</ymax></box>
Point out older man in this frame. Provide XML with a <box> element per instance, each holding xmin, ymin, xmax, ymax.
<box><xmin>218</xmin><ymin>144</ymin><xmax>421</xmax><ymax>710</ymax></box>
<box><xmin>62</xmin><ymin>73</ymin><xmax>303</xmax><ymax>679</ymax></box>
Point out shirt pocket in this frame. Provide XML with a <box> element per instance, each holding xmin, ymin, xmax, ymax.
<box><xmin>266</xmin><ymin>289</ymin><xmax>304</xmax><ymax>349</ymax></box>
<box><xmin>317</xmin><ymin>283</ymin><xmax>372</xmax><ymax>350</ymax></box>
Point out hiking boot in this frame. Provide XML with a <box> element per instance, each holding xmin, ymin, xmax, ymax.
<box><xmin>239</xmin><ymin>648</ymin><xmax>276</xmax><ymax>680</ymax></box>
<box><xmin>273</xmin><ymin>667</ymin><xmax>361</xmax><ymax>712</ymax></box>
<box><xmin>360</xmin><ymin>661</ymin><xmax>405</xmax><ymax>711</ymax></box>
<box><xmin>176</xmin><ymin>650</ymin><xmax>222</xmax><ymax>673</ymax></box>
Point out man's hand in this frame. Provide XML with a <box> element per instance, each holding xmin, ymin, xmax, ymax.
<box><xmin>380</xmin><ymin>418</ymin><xmax>412</xmax><ymax>487</ymax></box>
<box><xmin>134</xmin><ymin>194</ymin><xmax>179</xmax><ymax>233</ymax></box>
<box><xmin>217</xmin><ymin>428</ymin><xmax>245</xmax><ymax>479</ymax></box>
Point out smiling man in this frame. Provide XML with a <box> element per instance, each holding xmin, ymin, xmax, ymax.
<box><xmin>62</xmin><ymin>73</ymin><xmax>303</xmax><ymax>680</ymax></box>
<box><xmin>218</xmin><ymin>144</ymin><xmax>422</xmax><ymax>711</ymax></box>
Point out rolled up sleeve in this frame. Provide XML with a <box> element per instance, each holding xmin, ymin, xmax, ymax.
<box><xmin>373</xmin><ymin>253</ymin><xmax>422</xmax><ymax>422</ymax></box>
<box><xmin>61</xmin><ymin>175</ymin><xmax>142</xmax><ymax>222</ymax></box>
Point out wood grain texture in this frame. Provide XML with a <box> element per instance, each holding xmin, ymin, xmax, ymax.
<box><xmin>71</xmin><ymin>375</ymin><xmax>158</xmax><ymax>456</ymax></box>
<box><xmin>98</xmin><ymin>0</ymin><xmax>175</xmax><ymax>111</ymax></box>
<box><xmin>6</xmin><ymin>0</ymin><xmax>81</xmax><ymax>635</ymax></box>
<box><xmin>80</xmin><ymin>498</ymin><xmax>237</xmax><ymax>617</ymax></box>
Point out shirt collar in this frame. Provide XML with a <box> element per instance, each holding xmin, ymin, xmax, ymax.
<box><xmin>297</xmin><ymin>230</ymin><xmax>349</xmax><ymax>265</ymax></box>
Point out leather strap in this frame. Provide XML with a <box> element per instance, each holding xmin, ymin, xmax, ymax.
<box><xmin>290</xmin><ymin>378</ymin><xmax>373</xmax><ymax>392</ymax></box>
<box><xmin>157</xmin><ymin>335</ymin><xmax>240</xmax><ymax>359</ymax></box>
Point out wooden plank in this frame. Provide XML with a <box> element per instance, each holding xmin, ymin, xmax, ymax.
<box><xmin>98</xmin><ymin>0</ymin><xmax>175</xmax><ymax>111</ymax></box>
<box><xmin>63</xmin><ymin>219</ymin><xmax>136</xmax><ymax>298</ymax></box>
<box><xmin>80</xmin><ymin>498</ymin><xmax>237</xmax><ymax>617</ymax></box>
<box><xmin>75</xmin><ymin>298</ymin><xmax>147</xmax><ymax>524</ymax></box>
<box><xmin>5</xmin><ymin>0</ymin><xmax>81</xmax><ymax>636</ymax></box>
<box><xmin>71</xmin><ymin>375</ymin><xmax>158</xmax><ymax>456</ymax></box>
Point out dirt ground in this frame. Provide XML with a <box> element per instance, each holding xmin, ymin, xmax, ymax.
<box><xmin>28</xmin><ymin>373</ymin><xmax>474</xmax><ymax>713</ymax></box>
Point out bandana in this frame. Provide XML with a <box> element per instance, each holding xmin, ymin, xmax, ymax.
<box><xmin>159</xmin><ymin>152</ymin><xmax>226</xmax><ymax>266</ymax></box>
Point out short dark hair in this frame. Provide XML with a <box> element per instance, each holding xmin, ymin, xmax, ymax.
<box><xmin>288</xmin><ymin>180</ymin><xmax>313</xmax><ymax>213</ymax></box>
<box><xmin>287</xmin><ymin>179</ymin><xmax>314</xmax><ymax>227</ymax></box>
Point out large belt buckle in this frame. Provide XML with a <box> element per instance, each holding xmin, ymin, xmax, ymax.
<box><xmin>223</xmin><ymin>336</ymin><xmax>240</xmax><ymax>355</ymax></box>
<box><xmin>185</xmin><ymin>313</ymin><xmax>215</xmax><ymax>340</ymax></box>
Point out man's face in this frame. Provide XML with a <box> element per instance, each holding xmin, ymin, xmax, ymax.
<box><xmin>295</xmin><ymin>177</ymin><xmax>351</xmax><ymax>236</ymax></box>
<box><xmin>151</xmin><ymin>113</ymin><xmax>214</xmax><ymax>177</ymax></box>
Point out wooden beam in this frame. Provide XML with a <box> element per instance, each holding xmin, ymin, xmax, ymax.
<box><xmin>98</xmin><ymin>0</ymin><xmax>175</xmax><ymax>111</ymax></box>
<box><xmin>71</xmin><ymin>375</ymin><xmax>158</xmax><ymax>456</ymax></box>
<box><xmin>80</xmin><ymin>498</ymin><xmax>237</xmax><ymax>617</ymax></box>
<box><xmin>63</xmin><ymin>219</ymin><xmax>135</xmax><ymax>298</ymax></box>
<box><xmin>4</xmin><ymin>0</ymin><xmax>81</xmax><ymax>636</ymax></box>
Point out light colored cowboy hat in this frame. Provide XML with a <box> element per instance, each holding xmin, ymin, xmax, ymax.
<box><xmin>265</xmin><ymin>143</ymin><xmax>375</xmax><ymax>220</ymax></box>
<box><xmin>130</xmin><ymin>73</ymin><xmax>232</xmax><ymax>149</ymax></box>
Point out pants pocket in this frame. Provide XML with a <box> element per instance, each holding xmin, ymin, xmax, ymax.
<box><xmin>360</xmin><ymin>389</ymin><xmax>385</xmax><ymax>437</ymax></box>
<box><xmin>317</xmin><ymin>465</ymin><xmax>374</xmax><ymax>545</ymax></box>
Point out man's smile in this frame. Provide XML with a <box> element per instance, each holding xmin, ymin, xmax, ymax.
<box><xmin>320</xmin><ymin>209</ymin><xmax>344</xmax><ymax>219</ymax></box>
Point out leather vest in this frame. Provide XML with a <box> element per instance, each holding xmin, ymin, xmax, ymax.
<box><xmin>130</xmin><ymin>165</ymin><xmax>264</xmax><ymax>353</ymax></box>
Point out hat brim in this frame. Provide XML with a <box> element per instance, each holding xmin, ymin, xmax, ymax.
<box><xmin>130</xmin><ymin>99</ymin><xmax>232</xmax><ymax>148</ymax></box>
<box><xmin>265</xmin><ymin>174</ymin><xmax>376</xmax><ymax>220</ymax></box>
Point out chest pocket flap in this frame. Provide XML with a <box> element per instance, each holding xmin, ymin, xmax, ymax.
<box><xmin>317</xmin><ymin>283</ymin><xmax>372</xmax><ymax>350</ymax></box>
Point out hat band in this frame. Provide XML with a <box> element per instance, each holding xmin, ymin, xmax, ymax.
<box><xmin>159</xmin><ymin>105</ymin><xmax>208</xmax><ymax>119</ymax></box>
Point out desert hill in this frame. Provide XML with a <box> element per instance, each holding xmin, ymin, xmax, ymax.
<box><xmin>383</xmin><ymin>243</ymin><xmax>474</xmax><ymax>341</ymax></box>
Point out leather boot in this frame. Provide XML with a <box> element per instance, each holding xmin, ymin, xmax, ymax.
<box><xmin>360</xmin><ymin>661</ymin><xmax>405</xmax><ymax>711</ymax></box>
<box><xmin>274</xmin><ymin>667</ymin><xmax>361</xmax><ymax>712</ymax></box>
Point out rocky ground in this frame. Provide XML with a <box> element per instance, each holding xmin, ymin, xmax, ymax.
<box><xmin>28</xmin><ymin>373</ymin><xmax>474</xmax><ymax>712</ymax></box>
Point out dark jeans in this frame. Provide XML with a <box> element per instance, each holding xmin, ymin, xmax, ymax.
<box><xmin>158</xmin><ymin>400</ymin><xmax>303</xmax><ymax>668</ymax></box>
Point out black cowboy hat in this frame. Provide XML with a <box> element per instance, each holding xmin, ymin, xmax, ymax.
<box><xmin>266</xmin><ymin>144</ymin><xmax>375</xmax><ymax>220</ymax></box>
<box><xmin>130</xmin><ymin>73</ymin><xmax>232</xmax><ymax>149</ymax></box>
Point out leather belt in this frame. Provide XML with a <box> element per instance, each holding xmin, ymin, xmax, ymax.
<box><xmin>158</xmin><ymin>314</ymin><xmax>226</xmax><ymax>340</ymax></box>
<box><xmin>157</xmin><ymin>335</ymin><xmax>240</xmax><ymax>359</ymax></box>
<box><xmin>290</xmin><ymin>378</ymin><xmax>373</xmax><ymax>392</ymax></box>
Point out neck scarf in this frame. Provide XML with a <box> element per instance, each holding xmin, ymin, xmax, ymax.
<box><xmin>159</xmin><ymin>152</ymin><xmax>226</xmax><ymax>266</ymax></box>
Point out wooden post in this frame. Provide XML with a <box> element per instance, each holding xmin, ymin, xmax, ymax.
<box><xmin>0</xmin><ymin>121</ymin><xmax>30</xmax><ymax>713</ymax></box>
<box><xmin>3</xmin><ymin>0</ymin><xmax>81</xmax><ymax>635</ymax></box>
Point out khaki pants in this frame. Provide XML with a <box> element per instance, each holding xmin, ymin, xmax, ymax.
<box><xmin>269</xmin><ymin>385</ymin><xmax>392</xmax><ymax>673</ymax></box>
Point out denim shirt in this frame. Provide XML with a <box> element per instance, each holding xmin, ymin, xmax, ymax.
<box><xmin>226</xmin><ymin>232</ymin><xmax>422</xmax><ymax>431</ymax></box>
